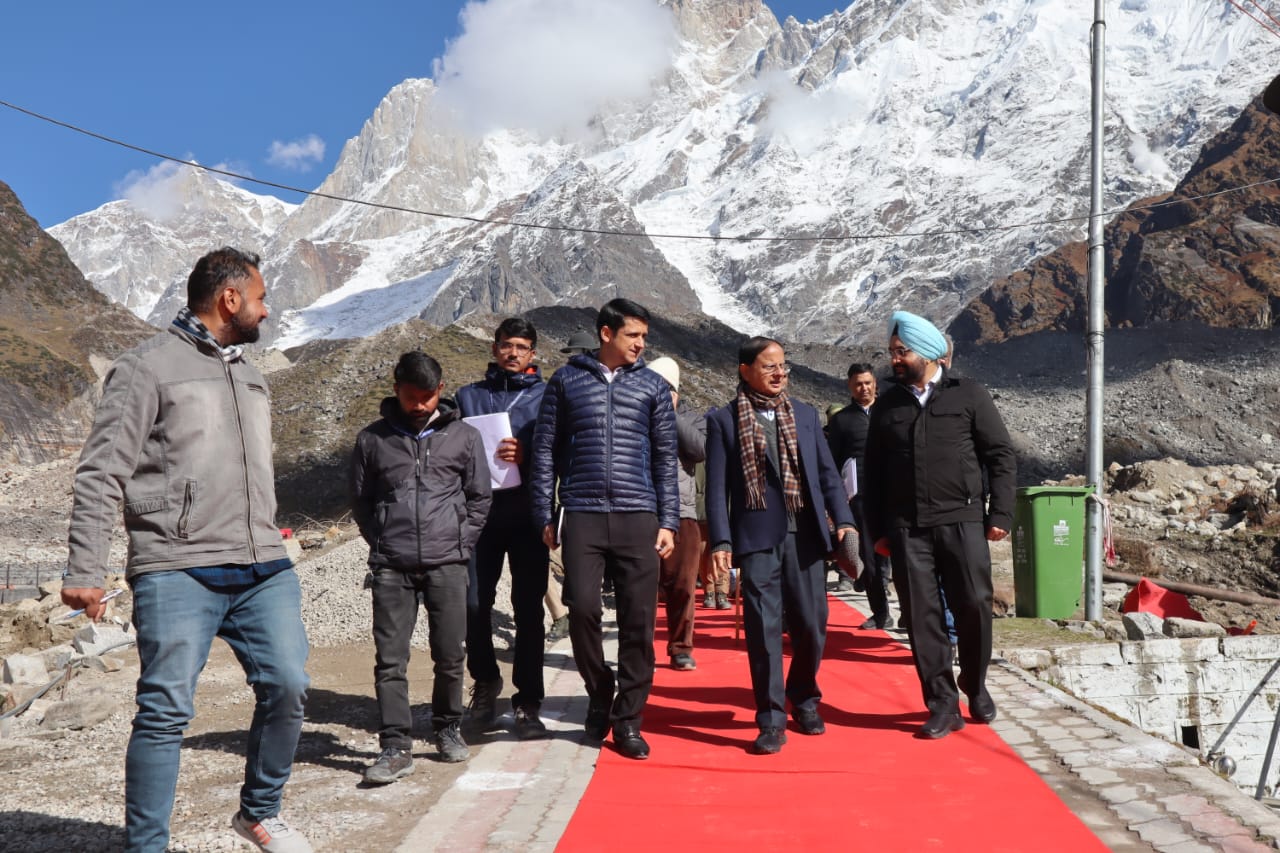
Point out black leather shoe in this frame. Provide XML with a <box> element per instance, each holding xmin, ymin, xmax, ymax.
<box><xmin>792</xmin><ymin>706</ymin><xmax>826</xmax><ymax>735</ymax></box>
<box><xmin>968</xmin><ymin>691</ymin><xmax>998</xmax><ymax>723</ymax></box>
<box><xmin>752</xmin><ymin>727</ymin><xmax>787</xmax><ymax>754</ymax></box>
<box><xmin>859</xmin><ymin>615</ymin><xmax>893</xmax><ymax>630</ymax></box>
<box><xmin>918</xmin><ymin>711</ymin><xmax>965</xmax><ymax>739</ymax></box>
<box><xmin>584</xmin><ymin>699</ymin><xmax>611</xmax><ymax>741</ymax></box>
<box><xmin>612</xmin><ymin>721</ymin><xmax>650</xmax><ymax>760</ymax></box>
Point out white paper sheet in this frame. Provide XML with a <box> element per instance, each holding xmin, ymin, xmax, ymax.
<box><xmin>842</xmin><ymin>458</ymin><xmax>857</xmax><ymax>499</ymax></box>
<box><xmin>463</xmin><ymin>412</ymin><xmax>522</xmax><ymax>490</ymax></box>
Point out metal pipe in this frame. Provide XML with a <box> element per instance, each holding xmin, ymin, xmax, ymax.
<box><xmin>1103</xmin><ymin>569</ymin><xmax>1280</xmax><ymax>607</ymax></box>
<box><xmin>1084</xmin><ymin>0</ymin><xmax>1108</xmax><ymax>621</ymax></box>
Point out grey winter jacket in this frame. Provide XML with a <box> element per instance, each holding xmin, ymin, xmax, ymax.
<box><xmin>674</xmin><ymin>404</ymin><xmax>707</xmax><ymax>521</ymax></box>
<box><xmin>530</xmin><ymin>354</ymin><xmax>679</xmax><ymax>530</ymax></box>
<box><xmin>66</xmin><ymin>326</ymin><xmax>287</xmax><ymax>588</ymax></box>
<box><xmin>351</xmin><ymin>397</ymin><xmax>493</xmax><ymax>569</ymax></box>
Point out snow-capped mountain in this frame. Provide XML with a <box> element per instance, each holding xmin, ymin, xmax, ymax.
<box><xmin>49</xmin><ymin>0</ymin><xmax>1279</xmax><ymax>347</ymax></box>
<box><xmin>49</xmin><ymin>166</ymin><xmax>294</xmax><ymax>323</ymax></box>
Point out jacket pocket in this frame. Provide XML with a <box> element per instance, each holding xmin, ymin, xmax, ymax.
<box><xmin>176</xmin><ymin>479</ymin><xmax>198</xmax><ymax>539</ymax></box>
<box><xmin>123</xmin><ymin>496</ymin><xmax>167</xmax><ymax>518</ymax></box>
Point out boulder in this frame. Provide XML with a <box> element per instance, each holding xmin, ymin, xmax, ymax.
<box><xmin>1163</xmin><ymin>617</ymin><xmax>1227</xmax><ymax>639</ymax></box>
<box><xmin>1122</xmin><ymin>611</ymin><xmax>1165</xmax><ymax>640</ymax></box>
<box><xmin>2</xmin><ymin>652</ymin><xmax>49</xmax><ymax>685</ymax></box>
<box><xmin>39</xmin><ymin>688</ymin><xmax>116</xmax><ymax>731</ymax></box>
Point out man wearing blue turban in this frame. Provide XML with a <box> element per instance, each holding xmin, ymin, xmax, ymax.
<box><xmin>862</xmin><ymin>311</ymin><xmax>1017</xmax><ymax>739</ymax></box>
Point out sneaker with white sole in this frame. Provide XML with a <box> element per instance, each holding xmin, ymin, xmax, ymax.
<box><xmin>231</xmin><ymin>812</ymin><xmax>314</xmax><ymax>853</ymax></box>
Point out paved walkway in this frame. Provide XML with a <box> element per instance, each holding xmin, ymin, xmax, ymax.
<box><xmin>397</xmin><ymin>591</ymin><xmax>1280</xmax><ymax>852</ymax></box>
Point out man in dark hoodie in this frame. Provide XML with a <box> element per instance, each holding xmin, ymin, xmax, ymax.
<box><xmin>351</xmin><ymin>352</ymin><xmax>492</xmax><ymax>782</ymax></box>
<box><xmin>456</xmin><ymin>317</ymin><xmax>550</xmax><ymax>740</ymax></box>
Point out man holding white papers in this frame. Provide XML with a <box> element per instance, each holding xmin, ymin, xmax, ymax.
<box><xmin>456</xmin><ymin>318</ymin><xmax>551</xmax><ymax>740</ymax></box>
<box><xmin>827</xmin><ymin>362</ymin><xmax>893</xmax><ymax>629</ymax></box>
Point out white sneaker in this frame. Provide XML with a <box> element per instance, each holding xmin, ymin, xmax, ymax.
<box><xmin>231</xmin><ymin>812</ymin><xmax>314</xmax><ymax>853</ymax></box>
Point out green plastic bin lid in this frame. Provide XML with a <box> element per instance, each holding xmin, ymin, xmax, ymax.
<box><xmin>1016</xmin><ymin>485</ymin><xmax>1096</xmax><ymax>497</ymax></box>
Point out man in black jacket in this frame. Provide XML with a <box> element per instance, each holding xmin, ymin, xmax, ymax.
<box><xmin>864</xmin><ymin>311</ymin><xmax>1016</xmax><ymax>740</ymax></box>
<box><xmin>530</xmin><ymin>298</ymin><xmax>679</xmax><ymax>760</ymax></box>
<box><xmin>826</xmin><ymin>362</ymin><xmax>893</xmax><ymax>629</ymax></box>
<box><xmin>351</xmin><ymin>352</ymin><xmax>492</xmax><ymax>780</ymax></box>
<box><xmin>456</xmin><ymin>317</ymin><xmax>549</xmax><ymax>741</ymax></box>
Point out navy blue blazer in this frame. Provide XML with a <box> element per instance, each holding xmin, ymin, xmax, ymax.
<box><xmin>705</xmin><ymin>399</ymin><xmax>854</xmax><ymax>558</ymax></box>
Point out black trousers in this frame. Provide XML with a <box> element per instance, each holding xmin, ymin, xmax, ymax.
<box><xmin>466</xmin><ymin>495</ymin><xmax>549</xmax><ymax>710</ymax></box>
<box><xmin>850</xmin><ymin>496</ymin><xmax>891</xmax><ymax>622</ymax></box>
<box><xmin>740</xmin><ymin>531</ymin><xmax>827</xmax><ymax>729</ymax></box>
<box><xmin>888</xmin><ymin>522</ymin><xmax>993</xmax><ymax>715</ymax></box>
<box><xmin>371</xmin><ymin>562</ymin><xmax>468</xmax><ymax>747</ymax></box>
<box><xmin>560</xmin><ymin>511</ymin><xmax>660</xmax><ymax>724</ymax></box>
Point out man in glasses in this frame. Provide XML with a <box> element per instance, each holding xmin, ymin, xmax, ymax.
<box><xmin>863</xmin><ymin>311</ymin><xmax>1016</xmax><ymax>740</ymax></box>
<box><xmin>455</xmin><ymin>317</ymin><xmax>552</xmax><ymax>741</ymax></box>
<box><xmin>705</xmin><ymin>337</ymin><xmax>855</xmax><ymax>755</ymax></box>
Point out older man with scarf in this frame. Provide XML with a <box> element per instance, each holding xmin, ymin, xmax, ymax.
<box><xmin>706</xmin><ymin>336</ymin><xmax>854</xmax><ymax>755</ymax></box>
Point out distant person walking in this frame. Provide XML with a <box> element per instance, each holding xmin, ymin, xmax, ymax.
<box><xmin>863</xmin><ymin>311</ymin><xmax>1016</xmax><ymax>740</ymax></box>
<box><xmin>705</xmin><ymin>337</ymin><xmax>854</xmax><ymax>755</ymax></box>
<box><xmin>455</xmin><ymin>317</ymin><xmax>551</xmax><ymax>740</ymax></box>
<box><xmin>63</xmin><ymin>247</ymin><xmax>313</xmax><ymax>853</ymax></box>
<box><xmin>351</xmin><ymin>352</ymin><xmax>492</xmax><ymax>779</ymax></box>
<box><xmin>826</xmin><ymin>362</ymin><xmax>893</xmax><ymax>629</ymax></box>
<box><xmin>530</xmin><ymin>299</ymin><xmax>679</xmax><ymax>760</ymax></box>
<box><xmin>647</xmin><ymin>356</ymin><xmax>708</xmax><ymax>672</ymax></box>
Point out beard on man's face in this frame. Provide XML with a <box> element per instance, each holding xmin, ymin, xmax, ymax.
<box><xmin>228</xmin><ymin>309</ymin><xmax>262</xmax><ymax>345</ymax></box>
<box><xmin>893</xmin><ymin>358</ymin><xmax>926</xmax><ymax>385</ymax></box>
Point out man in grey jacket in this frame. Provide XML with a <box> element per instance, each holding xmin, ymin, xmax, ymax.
<box><xmin>63</xmin><ymin>248</ymin><xmax>312</xmax><ymax>853</ymax></box>
<box><xmin>351</xmin><ymin>351</ymin><xmax>492</xmax><ymax>779</ymax></box>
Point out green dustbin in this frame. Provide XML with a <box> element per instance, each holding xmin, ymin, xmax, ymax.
<box><xmin>1011</xmin><ymin>485</ymin><xmax>1094</xmax><ymax>619</ymax></box>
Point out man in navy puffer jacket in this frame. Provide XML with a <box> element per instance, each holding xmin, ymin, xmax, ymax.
<box><xmin>531</xmin><ymin>298</ymin><xmax>679</xmax><ymax>760</ymax></box>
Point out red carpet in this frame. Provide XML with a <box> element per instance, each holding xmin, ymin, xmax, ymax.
<box><xmin>557</xmin><ymin>593</ymin><xmax>1108</xmax><ymax>852</ymax></box>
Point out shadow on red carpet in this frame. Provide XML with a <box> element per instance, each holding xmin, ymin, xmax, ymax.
<box><xmin>556</xmin><ymin>592</ymin><xmax>1108</xmax><ymax>852</ymax></box>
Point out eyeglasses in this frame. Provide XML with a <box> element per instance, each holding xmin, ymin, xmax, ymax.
<box><xmin>758</xmin><ymin>362</ymin><xmax>792</xmax><ymax>375</ymax></box>
<box><xmin>888</xmin><ymin>347</ymin><xmax>913</xmax><ymax>359</ymax></box>
<box><xmin>497</xmin><ymin>342</ymin><xmax>533</xmax><ymax>354</ymax></box>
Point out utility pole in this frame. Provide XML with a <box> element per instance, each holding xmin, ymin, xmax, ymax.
<box><xmin>1084</xmin><ymin>0</ymin><xmax>1107</xmax><ymax>621</ymax></box>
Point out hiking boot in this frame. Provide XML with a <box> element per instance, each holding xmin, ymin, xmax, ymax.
<box><xmin>716</xmin><ymin>593</ymin><xmax>731</xmax><ymax>610</ymax></box>
<box><xmin>513</xmin><ymin>705</ymin><xmax>550</xmax><ymax>740</ymax></box>
<box><xmin>231</xmin><ymin>812</ymin><xmax>314</xmax><ymax>853</ymax></box>
<box><xmin>435</xmin><ymin>721</ymin><xmax>470</xmax><ymax>763</ymax></box>
<box><xmin>468</xmin><ymin>676</ymin><xmax>503</xmax><ymax>730</ymax></box>
<box><xmin>547</xmin><ymin>614</ymin><xmax>570</xmax><ymax>643</ymax></box>
<box><xmin>363</xmin><ymin>746</ymin><xmax>414</xmax><ymax>785</ymax></box>
<box><xmin>670</xmin><ymin>653</ymin><xmax>697</xmax><ymax>671</ymax></box>
<box><xmin>835</xmin><ymin>574</ymin><xmax>855</xmax><ymax>593</ymax></box>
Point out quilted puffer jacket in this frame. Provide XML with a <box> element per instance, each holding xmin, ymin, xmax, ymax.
<box><xmin>530</xmin><ymin>354</ymin><xmax>679</xmax><ymax>531</ymax></box>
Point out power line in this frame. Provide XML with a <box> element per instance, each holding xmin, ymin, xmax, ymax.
<box><xmin>2</xmin><ymin>97</ymin><xmax>1279</xmax><ymax>244</ymax></box>
<box><xmin>1229</xmin><ymin>0</ymin><xmax>1280</xmax><ymax>40</ymax></box>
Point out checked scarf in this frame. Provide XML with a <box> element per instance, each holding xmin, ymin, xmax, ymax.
<box><xmin>734</xmin><ymin>382</ymin><xmax>803</xmax><ymax>513</ymax></box>
<box><xmin>172</xmin><ymin>306</ymin><xmax>244</xmax><ymax>363</ymax></box>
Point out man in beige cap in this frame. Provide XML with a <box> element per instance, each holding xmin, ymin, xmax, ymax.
<box><xmin>647</xmin><ymin>356</ymin><xmax>707</xmax><ymax>670</ymax></box>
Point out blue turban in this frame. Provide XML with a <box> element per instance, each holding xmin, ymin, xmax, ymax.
<box><xmin>889</xmin><ymin>311</ymin><xmax>947</xmax><ymax>361</ymax></box>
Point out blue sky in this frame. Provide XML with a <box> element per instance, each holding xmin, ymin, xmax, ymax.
<box><xmin>1</xmin><ymin>1</ymin><xmax>845</xmax><ymax>228</ymax></box>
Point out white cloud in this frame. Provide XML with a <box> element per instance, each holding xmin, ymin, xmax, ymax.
<box><xmin>755</xmin><ymin>71</ymin><xmax>865</xmax><ymax>156</ymax></box>
<box><xmin>266</xmin><ymin>134</ymin><xmax>326</xmax><ymax>170</ymax></box>
<box><xmin>114</xmin><ymin>160</ymin><xmax>198</xmax><ymax>222</ymax></box>
<box><xmin>114</xmin><ymin>159</ymin><xmax>247</xmax><ymax>222</ymax></box>
<box><xmin>432</xmin><ymin>0</ymin><xmax>676</xmax><ymax>138</ymax></box>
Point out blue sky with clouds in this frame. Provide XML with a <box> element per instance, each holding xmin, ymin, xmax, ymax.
<box><xmin>1</xmin><ymin>1</ymin><xmax>845</xmax><ymax>228</ymax></box>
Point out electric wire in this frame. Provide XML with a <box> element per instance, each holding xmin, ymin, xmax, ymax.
<box><xmin>1245</xmin><ymin>0</ymin><xmax>1280</xmax><ymax>33</ymax></box>
<box><xmin>2</xmin><ymin>97</ymin><xmax>1279</xmax><ymax>244</ymax></box>
<box><xmin>1229</xmin><ymin>0</ymin><xmax>1280</xmax><ymax>40</ymax></box>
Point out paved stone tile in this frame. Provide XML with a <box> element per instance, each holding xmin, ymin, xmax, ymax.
<box><xmin>1099</xmin><ymin>784</ymin><xmax>1144</xmax><ymax>805</ymax></box>
<box><xmin>1131</xmin><ymin>817</ymin><xmax>1195</xmax><ymax>847</ymax></box>
<box><xmin>1115</xmin><ymin>800</ymin><xmax>1166</xmax><ymax>826</ymax></box>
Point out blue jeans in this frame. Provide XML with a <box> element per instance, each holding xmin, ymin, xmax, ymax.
<box><xmin>125</xmin><ymin>568</ymin><xmax>310</xmax><ymax>853</ymax></box>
